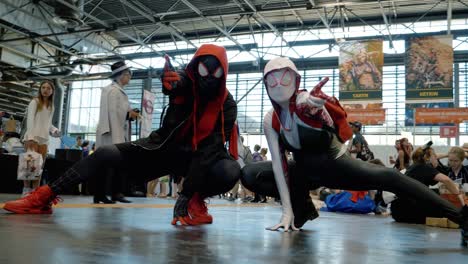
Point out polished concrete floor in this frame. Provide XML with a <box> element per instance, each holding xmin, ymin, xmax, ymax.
<box><xmin>0</xmin><ymin>194</ymin><xmax>466</xmax><ymax>264</ymax></box>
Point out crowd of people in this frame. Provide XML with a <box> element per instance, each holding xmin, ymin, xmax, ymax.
<box><xmin>2</xmin><ymin>44</ymin><xmax>468</xmax><ymax>247</ymax></box>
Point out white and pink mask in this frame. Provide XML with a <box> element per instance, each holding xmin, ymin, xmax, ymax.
<box><xmin>265</xmin><ymin>68</ymin><xmax>297</xmax><ymax>104</ymax></box>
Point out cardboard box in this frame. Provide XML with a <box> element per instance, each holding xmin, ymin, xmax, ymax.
<box><xmin>426</xmin><ymin>217</ymin><xmax>459</xmax><ymax>229</ymax></box>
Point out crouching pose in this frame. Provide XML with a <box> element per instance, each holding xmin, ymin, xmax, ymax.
<box><xmin>4</xmin><ymin>44</ymin><xmax>241</xmax><ymax>226</ymax></box>
<box><xmin>241</xmin><ymin>57</ymin><xmax>468</xmax><ymax>247</ymax></box>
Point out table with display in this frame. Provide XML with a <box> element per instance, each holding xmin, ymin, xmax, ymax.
<box><xmin>0</xmin><ymin>149</ymin><xmax>82</xmax><ymax>194</ymax></box>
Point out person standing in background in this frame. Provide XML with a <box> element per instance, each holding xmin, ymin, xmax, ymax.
<box><xmin>71</xmin><ymin>136</ymin><xmax>82</xmax><ymax>150</ymax></box>
<box><xmin>251</xmin><ymin>147</ymin><xmax>268</xmax><ymax>203</ymax></box>
<box><xmin>260</xmin><ymin>148</ymin><xmax>268</xmax><ymax>161</ymax></box>
<box><xmin>348</xmin><ymin>121</ymin><xmax>373</xmax><ymax>161</ymax></box>
<box><xmin>94</xmin><ymin>61</ymin><xmax>139</xmax><ymax>204</ymax></box>
<box><xmin>89</xmin><ymin>143</ymin><xmax>95</xmax><ymax>155</ymax></box>
<box><xmin>81</xmin><ymin>140</ymin><xmax>90</xmax><ymax>158</ymax></box>
<box><xmin>392</xmin><ymin>138</ymin><xmax>412</xmax><ymax>171</ymax></box>
<box><xmin>22</xmin><ymin>80</ymin><xmax>61</xmax><ymax>196</ymax></box>
<box><xmin>252</xmin><ymin>144</ymin><xmax>263</xmax><ymax>162</ymax></box>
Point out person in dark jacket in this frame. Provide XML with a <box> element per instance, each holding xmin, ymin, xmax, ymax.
<box><xmin>4</xmin><ymin>44</ymin><xmax>241</xmax><ymax>227</ymax></box>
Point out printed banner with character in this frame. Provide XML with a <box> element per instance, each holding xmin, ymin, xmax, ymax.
<box><xmin>140</xmin><ymin>90</ymin><xmax>155</xmax><ymax>138</ymax></box>
<box><xmin>406</xmin><ymin>35</ymin><xmax>453</xmax><ymax>101</ymax></box>
<box><xmin>339</xmin><ymin>39</ymin><xmax>383</xmax><ymax>103</ymax></box>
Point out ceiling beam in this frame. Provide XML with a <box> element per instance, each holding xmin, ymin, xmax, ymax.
<box><xmin>116</xmin><ymin>0</ymin><xmax>197</xmax><ymax>50</ymax></box>
<box><xmin>0</xmin><ymin>42</ymin><xmax>78</xmax><ymax>73</ymax></box>
<box><xmin>316</xmin><ymin>8</ymin><xmax>338</xmax><ymax>44</ymax></box>
<box><xmin>447</xmin><ymin>0</ymin><xmax>453</xmax><ymax>34</ymax></box>
<box><xmin>68</xmin><ymin>27</ymin><xmax>468</xmax><ymax>64</ymax></box>
<box><xmin>82</xmin><ymin>43</ymin><xmax>259</xmax><ymax>63</ymax></box>
<box><xmin>284</xmin><ymin>0</ymin><xmax>303</xmax><ymax>25</ymax></box>
<box><xmin>379</xmin><ymin>0</ymin><xmax>394</xmax><ymax>48</ymax></box>
<box><xmin>119</xmin><ymin>0</ymin><xmax>155</xmax><ymax>23</ymax></box>
<box><xmin>121</xmin><ymin>8</ymin><xmax>468</xmax><ymax>46</ymax></box>
<box><xmin>241</xmin><ymin>0</ymin><xmax>300</xmax><ymax>57</ymax></box>
<box><xmin>179</xmin><ymin>0</ymin><xmax>258</xmax><ymax>59</ymax></box>
<box><xmin>4</xmin><ymin>0</ymin><xmax>467</xmax><ymax>46</ymax></box>
<box><xmin>54</xmin><ymin>0</ymin><xmax>171</xmax><ymax>65</ymax></box>
<box><xmin>164</xmin><ymin>24</ymin><xmax>198</xmax><ymax>49</ymax></box>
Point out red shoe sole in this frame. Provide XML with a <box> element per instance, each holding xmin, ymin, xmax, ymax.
<box><xmin>187</xmin><ymin>215</ymin><xmax>213</xmax><ymax>225</ymax></box>
<box><xmin>3</xmin><ymin>204</ymin><xmax>52</xmax><ymax>214</ymax></box>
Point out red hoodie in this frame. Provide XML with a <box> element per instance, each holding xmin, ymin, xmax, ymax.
<box><xmin>182</xmin><ymin>44</ymin><xmax>238</xmax><ymax>158</ymax></box>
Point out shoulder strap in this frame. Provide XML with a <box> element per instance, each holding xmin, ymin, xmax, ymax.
<box><xmin>272</xmin><ymin>111</ymin><xmax>281</xmax><ymax>133</ymax></box>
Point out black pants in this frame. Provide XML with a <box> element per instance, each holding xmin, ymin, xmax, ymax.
<box><xmin>241</xmin><ymin>154</ymin><xmax>462</xmax><ymax>224</ymax></box>
<box><xmin>50</xmin><ymin>143</ymin><xmax>240</xmax><ymax>198</ymax></box>
<box><xmin>92</xmin><ymin>167</ymin><xmax>125</xmax><ymax>198</ymax></box>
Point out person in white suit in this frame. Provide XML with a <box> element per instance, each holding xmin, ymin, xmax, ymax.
<box><xmin>94</xmin><ymin>61</ymin><xmax>139</xmax><ymax>203</ymax></box>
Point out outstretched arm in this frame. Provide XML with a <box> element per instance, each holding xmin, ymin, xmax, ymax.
<box><xmin>435</xmin><ymin>173</ymin><xmax>465</xmax><ymax>206</ymax></box>
<box><xmin>263</xmin><ymin>110</ymin><xmax>299</xmax><ymax>232</ymax></box>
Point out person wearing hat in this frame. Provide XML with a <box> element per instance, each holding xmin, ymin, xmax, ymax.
<box><xmin>93</xmin><ymin>61</ymin><xmax>138</xmax><ymax>204</ymax></box>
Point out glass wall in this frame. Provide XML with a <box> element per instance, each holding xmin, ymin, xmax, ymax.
<box><xmin>67</xmin><ymin>79</ymin><xmax>108</xmax><ymax>141</ymax></box>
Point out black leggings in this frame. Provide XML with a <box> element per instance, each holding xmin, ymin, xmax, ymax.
<box><xmin>50</xmin><ymin>143</ymin><xmax>240</xmax><ymax>198</ymax></box>
<box><xmin>241</xmin><ymin>155</ymin><xmax>462</xmax><ymax>224</ymax></box>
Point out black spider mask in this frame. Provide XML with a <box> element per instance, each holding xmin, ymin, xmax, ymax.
<box><xmin>194</xmin><ymin>55</ymin><xmax>224</xmax><ymax>100</ymax></box>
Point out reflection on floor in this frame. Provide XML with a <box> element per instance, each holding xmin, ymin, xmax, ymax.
<box><xmin>0</xmin><ymin>194</ymin><xmax>466</xmax><ymax>263</ymax></box>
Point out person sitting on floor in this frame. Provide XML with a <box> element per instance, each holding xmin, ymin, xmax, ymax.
<box><xmin>391</xmin><ymin>144</ymin><xmax>466</xmax><ymax>224</ymax></box>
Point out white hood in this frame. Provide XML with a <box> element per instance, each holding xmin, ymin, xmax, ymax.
<box><xmin>264</xmin><ymin>57</ymin><xmax>300</xmax><ymax>77</ymax></box>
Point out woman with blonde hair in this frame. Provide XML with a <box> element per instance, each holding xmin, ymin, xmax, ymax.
<box><xmin>446</xmin><ymin>147</ymin><xmax>468</xmax><ymax>185</ymax></box>
<box><xmin>22</xmin><ymin>80</ymin><xmax>61</xmax><ymax>195</ymax></box>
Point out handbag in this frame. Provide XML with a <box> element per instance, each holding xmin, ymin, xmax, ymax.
<box><xmin>17</xmin><ymin>150</ymin><xmax>44</xmax><ymax>180</ymax></box>
<box><xmin>5</xmin><ymin>116</ymin><xmax>17</xmax><ymax>133</ymax></box>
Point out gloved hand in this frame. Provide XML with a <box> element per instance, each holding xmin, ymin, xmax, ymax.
<box><xmin>161</xmin><ymin>55</ymin><xmax>180</xmax><ymax>92</ymax></box>
<box><xmin>297</xmin><ymin>92</ymin><xmax>326</xmax><ymax>109</ymax></box>
<box><xmin>310</xmin><ymin>77</ymin><xmax>331</xmax><ymax>100</ymax></box>
<box><xmin>297</xmin><ymin>77</ymin><xmax>329</xmax><ymax>109</ymax></box>
<box><xmin>266</xmin><ymin>209</ymin><xmax>300</xmax><ymax>232</ymax></box>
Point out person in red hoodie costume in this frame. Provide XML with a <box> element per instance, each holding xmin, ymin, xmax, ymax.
<box><xmin>3</xmin><ymin>44</ymin><xmax>240</xmax><ymax>226</ymax></box>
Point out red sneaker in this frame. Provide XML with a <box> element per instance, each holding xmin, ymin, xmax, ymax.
<box><xmin>186</xmin><ymin>192</ymin><xmax>213</xmax><ymax>225</ymax></box>
<box><xmin>3</xmin><ymin>185</ymin><xmax>61</xmax><ymax>214</ymax></box>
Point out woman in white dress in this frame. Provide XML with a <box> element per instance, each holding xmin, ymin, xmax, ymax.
<box><xmin>22</xmin><ymin>80</ymin><xmax>60</xmax><ymax>195</ymax></box>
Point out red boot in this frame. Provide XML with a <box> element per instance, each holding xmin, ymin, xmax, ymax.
<box><xmin>3</xmin><ymin>185</ymin><xmax>61</xmax><ymax>214</ymax></box>
<box><xmin>186</xmin><ymin>193</ymin><xmax>213</xmax><ymax>225</ymax></box>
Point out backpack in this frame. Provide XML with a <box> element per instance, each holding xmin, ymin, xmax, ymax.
<box><xmin>357</xmin><ymin>139</ymin><xmax>374</xmax><ymax>161</ymax></box>
<box><xmin>242</xmin><ymin>146</ymin><xmax>254</xmax><ymax>165</ymax></box>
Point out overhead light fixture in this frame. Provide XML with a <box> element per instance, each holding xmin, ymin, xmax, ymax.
<box><xmin>52</xmin><ymin>0</ymin><xmax>84</xmax><ymax>28</ymax></box>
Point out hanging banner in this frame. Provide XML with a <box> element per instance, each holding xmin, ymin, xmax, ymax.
<box><xmin>346</xmin><ymin>108</ymin><xmax>386</xmax><ymax>125</ymax></box>
<box><xmin>406</xmin><ymin>35</ymin><xmax>453</xmax><ymax>101</ymax></box>
<box><xmin>140</xmin><ymin>90</ymin><xmax>155</xmax><ymax>138</ymax></box>
<box><xmin>405</xmin><ymin>102</ymin><xmax>454</xmax><ymax>126</ymax></box>
<box><xmin>339</xmin><ymin>39</ymin><xmax>383</xmax><ymax>102</ymax></box>
<box><xmin>414</xmin><ymin>107</ymin><xmax>468</xmax><ymax>124</ymax></box>
<box><xmin>440</xmin><ymin>126</ymin><xmax>459</xmax><ymax>138</ymax></box>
